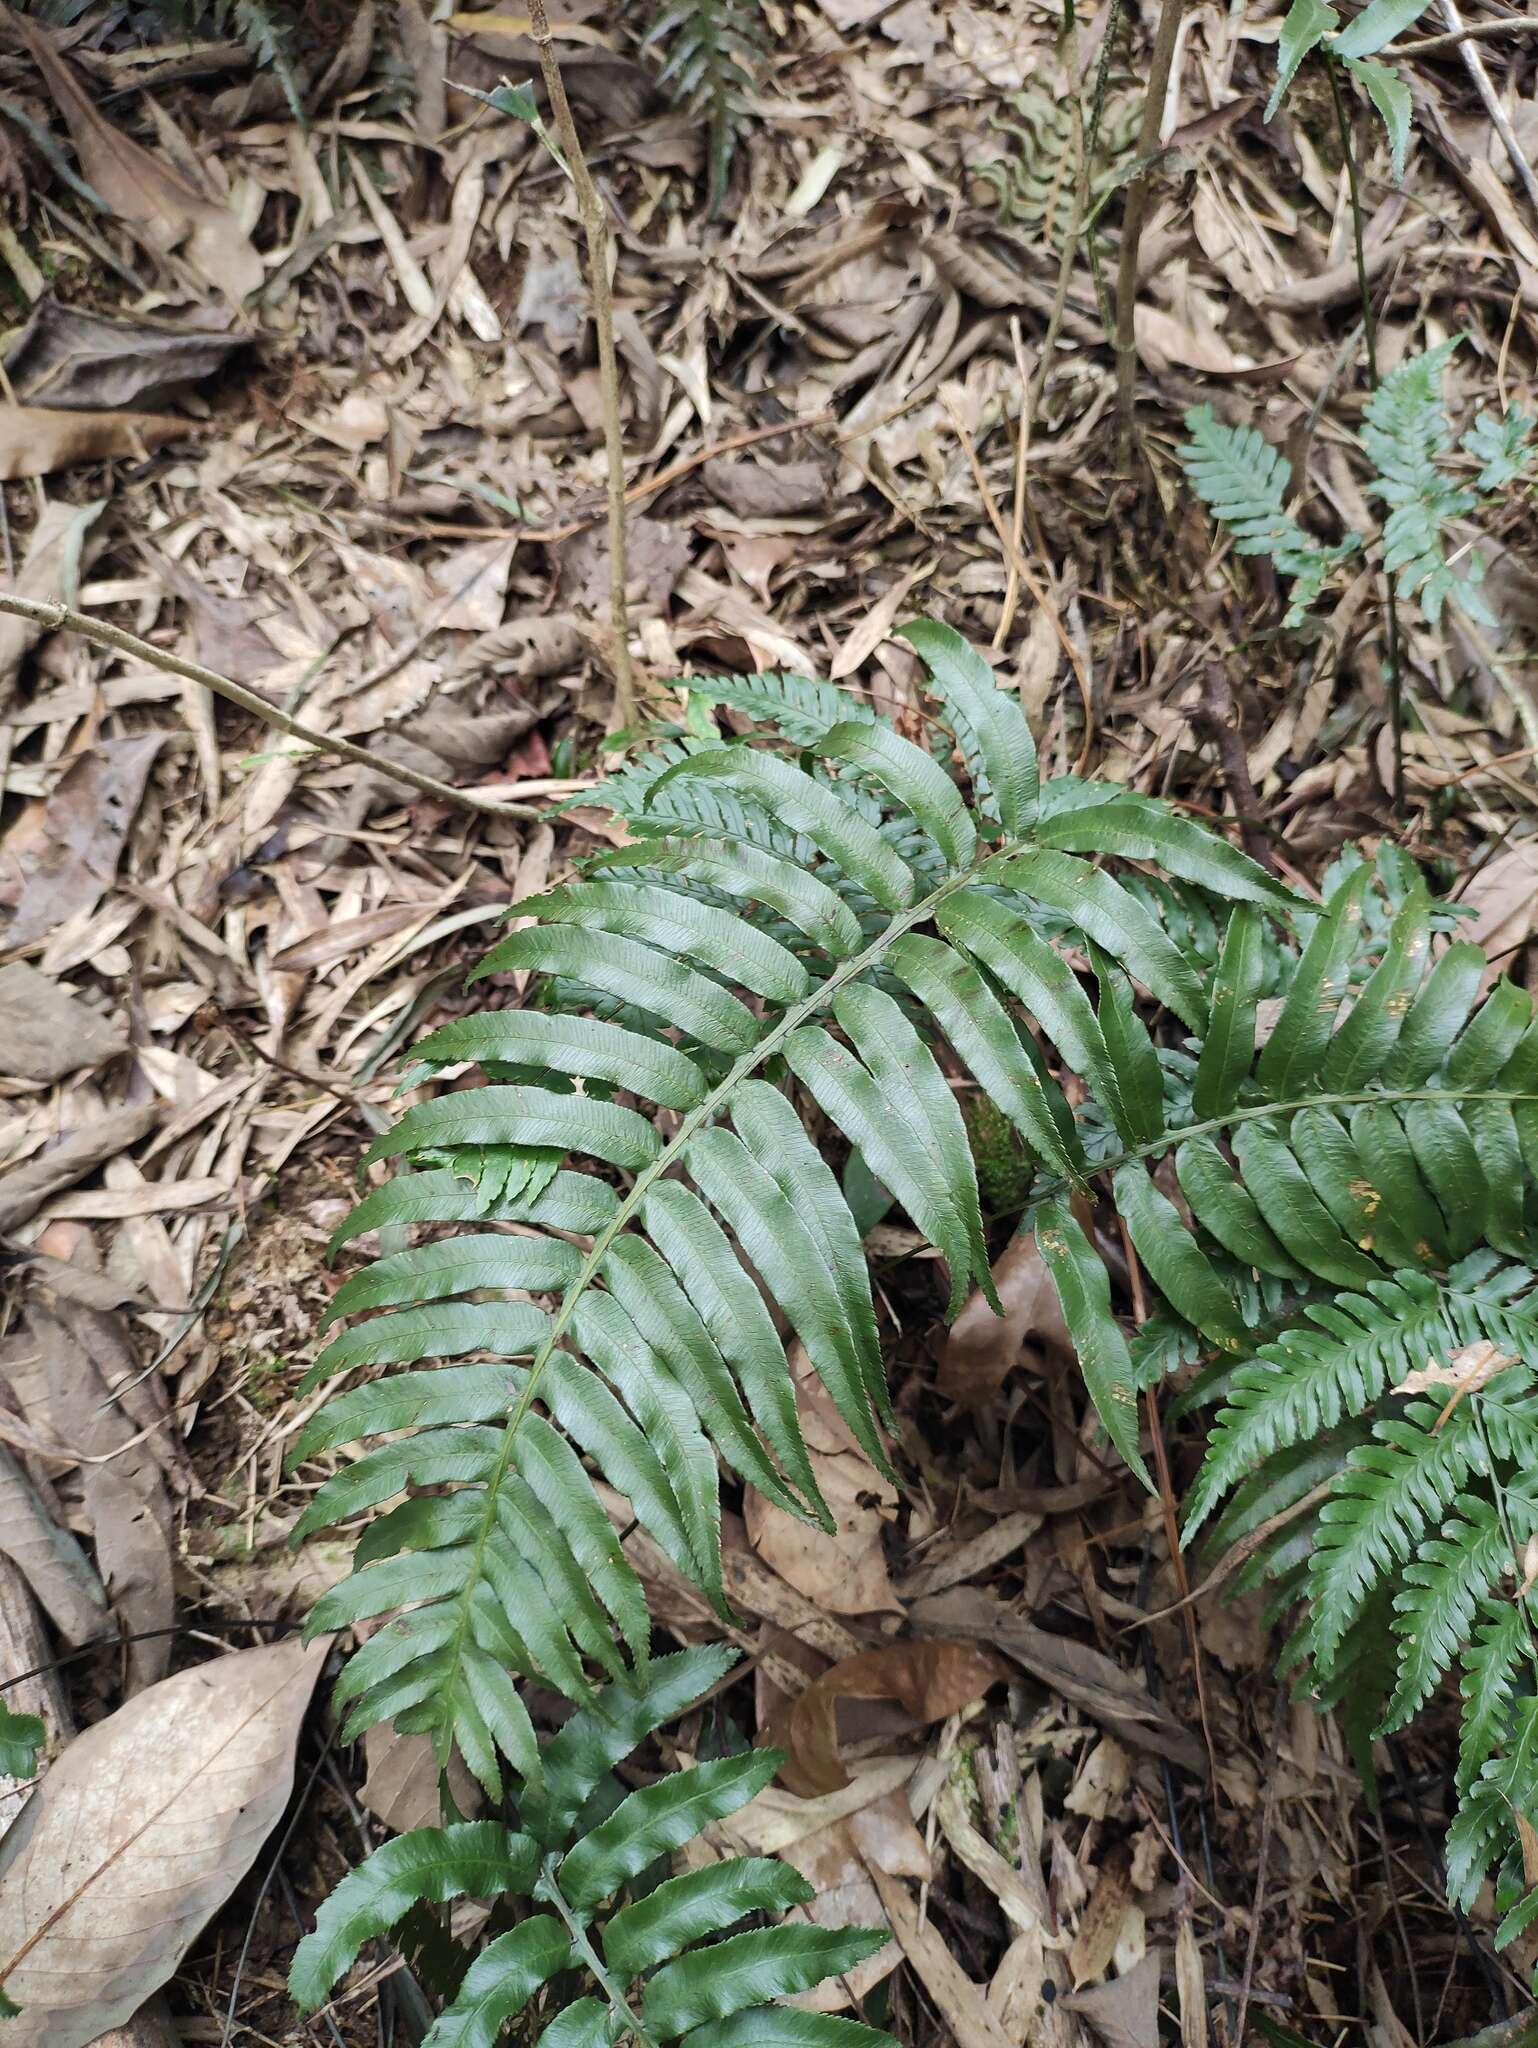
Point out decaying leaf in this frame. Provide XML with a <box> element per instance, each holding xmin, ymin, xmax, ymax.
<box><xmin>360</xmin><ymin>1724</ymin><xmax>482</xmax><ymax>1834</ymax></box>
<box><xmin>0</xmin><ymin>498</ymin><xmax>104</xmax><ymax>703</ymax></box>
<box><xmin>5</xmin><ymin>8</ymin><xmax>263</xmax><ymax>303</ymax></box>
<box><xmin>766</xmin><ymin>1640</ymin><xmax>1009</xmax><ymax>1796</ymax></box>
<box><xmin>0</xmin><ymin>1105</ymin><xmax>160</xmax><ymax>1238</ymax></box>
<box><xmin>4</xmin><ymin>298</ymin><xmax>245</xmax><ymax>412</ymax></box>
<box><xmin>744</xmin><ymin>1345</ymin><xmax>901</xmax><ymax>1615</ymax></box>
<box><xmin>940</xmin><ymin>1230</ymin><xmax>1073</xmax><ymax>1408</ymax></box>
<box><xmin>0</xmin><ymin>963</ymin><xmax>124</xmax><ymax>1082</ymax></box>
<box><xmin>1062</xmin><ymin>1948</ymin><xmax>1163</xmax><ymax>2048</ymax></box>
<box><xmin>0</xmin><ymin>1443</ymin><xmax>109</xmax><ymax>1646</ymax></box>
<box><xmin>1393</xmin><ymin>1337</ymin><xmax>1514</xmax><ymax>1401</ymax></box>
<box><xmin>0</xmin><ymin>1638</ymin><xmax>326</xmax><ymax>2048</ymax></box>
<box><xmin>0</xmin><ymin>406</ymin><xmax>190</xmax><ymax>482</ymax></box>
<box><xmin>1070</xmin><ymin>1841</ymin><xmax>1134</xmax><ymax>1986</ymax></box>
<box><xmin>6</xmin><ymin>735</ymin><xmax>165</xmax><ymax>949</ymax></box>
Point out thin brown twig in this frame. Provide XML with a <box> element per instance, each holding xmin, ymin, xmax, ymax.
<box><xmin>1399</xmin><ymin>15</ymin><xmax>1538</xmax><ymax>52</ymax></box>
<box><xmin>525</xmin><ymin>0</ymin><xmax>635</xmax><ymax>725</ymax></box>
<box><xmin>0</xmin><ymin>595</ymin><xmax>546</xmax><ymax>820</ymax></box>
<box><xmin>1234</xmin><ymin>1687</ymin><xmax>1286</xmax><ymax>2048</ymax></box>
<box><xmin>940</xmin><ymin>394</ymin><xmax>1096</xmax><ymax>769</ymax></box>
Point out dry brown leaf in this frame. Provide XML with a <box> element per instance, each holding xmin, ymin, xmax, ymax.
<box><xmin>865</xmin><ymin>1861</ymin><xmax>1014</xmax><ymax>2048</ymax></box>
<box><xmin>361</xmin><ymin>1724</ymin><xmax>482</xmax><ymax>1834</ymax></box>
<box><xmin>5</xmin><ymin>9</ymin><xmax>263</xmax><ymax>303</ymax></box>
<box><xmin>0</xmin><ymin>1104</ymin><xmax>160</xmax><ymax>1237</ymax></box>
<box><xmin>0</xmin><ymin>498</ymin><xmax>104</xmax><ymax>704</ymax></box>
<box><xmin>1062</xmin><ymin>1950</ymin><xmax>1163</xmax><ymax>2048</ymax></box>
<box><xmin>0</xmin><ymin>1443</ymin><xmax>110</xmax><ymax>1645</ymax></box>
<box><xmin>1174</xmin><ymin>1920</ymin><xmax>1208</xmax><ymax>2048</ymax></box>
<box><xmin>6</xmin><ymin>734</ymin><xmax>165</xmax><ymax>949</ymax></box>
<box><xmin>777</xmin><ymin>1789</ymin><xmax>923</xmax><ymax>2011</ymax></box>
<box><xmin>0</xmin><ymin>963</ymin><xmax>124</xmax><ymax>1082</ymax></box>
<box><xmin>896</xmin><ymin>1510</ymin><xmax>1042</xmax><ymax>1603</ymax></box>
<box><xmin>4</xmin><ymin>299</ymin><xmax>244</xmax><ymax>412</ymax></box>
<box><xmin>1393</xmin><ymin>1336</ymin><xmax>1513</xmax><ymax>1401</ymax></box>
<box><xmin>940</xmin><ymin>1230</ymin><xmax>1073</xmax><ymax>1408</ymax></box>
<box><xmin>0</xmin><ymin>1639</ymin><xmax>325</xmax><ymax>2048</ymax></box>
<box><xmin>766</xmin><ymin>1640</ymin><xmax>1009</xmax><ymax>1797</ymax></box>
<box><xmin>703</xmin><ymin>458</ymin><xmax>829</xmax><ymax>519</ymax></box>
<box><xmin>1457</xmin><ymin>843</ymin><xmax>1538</xmax><ymax>984</ymax></box>
<box><xmin>1070</xmin><ymin>1842</ymin><xmax>1133</xmax><ymax>1987</ymax></box>
<box><xmin>0</xmin><ymin>405</ymin><xmax>190</xmax><ymax>482</ymax></box>
<box><xmin>744</xmin><ymin>1344</ymin><xmax>900</xmax><ymax>1616</ymax></box>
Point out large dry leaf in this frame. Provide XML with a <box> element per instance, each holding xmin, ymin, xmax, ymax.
<box><xmin>6</xmin><ymin>735</ymin><xmax>165</xmax><ymax>949</ymax></box>
<box><xmin>5</xmin><ymin>9</ymin><xmax>262</xmax><ymax>304</ymax></box>
<box><xmin>766</xmin><ymin>1640</ymin><xmax>1010</xmax><ymax>1796</ymax></box>
<box><xmin>744</xmin><ymin>1345</ymin><xmax>900</xmax><ymax>1614</ymax></box>
<box><xmin>778</xmin><ymin>1789</ymin><xmax>923</xmax><ymax>2011</ymax></box>
<box><xmin>0</xmin><ymin>406</ymin><xmax>189</xmax><ymax>482</ymax></box>
<box><xmin>0</xmin><ymin>1639</ymin><xmax>326</xmax><ymax>2048</ymax></box>
<box><xmin>940</xmin><ymin>1231</ymin><xmax>1073</xmax><ymax>1408</ymax></box>
<box><xmin>4</xmin><ymin>299</ymin><xmax>244</xmax><ymax>412</ymax></box>
<box><xmin>0</xmin><ymin>964</ymin><xmax>124</xmax><ymax>1082</ymax></box>
<box><xmin>1062</xmin><ymin>1950</ymin><xmax>1163</xmax><ymax>2048</ymax></box>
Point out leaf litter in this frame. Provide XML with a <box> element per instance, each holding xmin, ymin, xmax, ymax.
<box><xmin>0</xmin><ymin>0</ymin><xmax>1535</xmax><ymax>2036</ymax></box>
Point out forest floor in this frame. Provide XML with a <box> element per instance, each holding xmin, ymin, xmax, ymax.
<box><xmin>3</xmin><ymin>0</ymin><xmax>1538</xmax><ymax>2042</ymax></box>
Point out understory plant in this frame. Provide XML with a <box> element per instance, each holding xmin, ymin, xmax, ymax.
<box><xmin>292</xmin><ymin>619</ymin><xmax>1538</xmax><ymax>2017</ymax></box>
<box><xmin>644</xmin><ymin>0</ymin><xmax>763</xmax><ymax>212</ymax></box>
<box><xmin>1180</xmin><ymin>338</ymin><xmax>1536</xmax><ymax>629</ymax></box>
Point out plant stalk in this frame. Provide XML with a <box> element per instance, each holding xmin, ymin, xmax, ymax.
<box><xmin>526</xmin><ymin>0</ymin><xmax>636</xmax><ymax>727</ymax></box>
<box><xmin>1327</xmin><ymin>55</ymin><xmax>1407</xmax><ymax>808</ymax></box>
<box><xmin>1113</xmin><ymin>0</ymin><xmax>1185</xmax><ymax>464</ymax></box>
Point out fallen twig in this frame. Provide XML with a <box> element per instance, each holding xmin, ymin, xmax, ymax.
<box><xmin>0</xmin><ymin>595</ymin><xmax>545</xmax><ymax>820</ymax></box>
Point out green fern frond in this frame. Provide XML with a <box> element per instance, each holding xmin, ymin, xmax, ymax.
<box><xmin>1385</xmin><ymin>1494</ymin><xmax>1525</xmax><ymax>1732</ymax></box>
<box><xmin>646</xmin><ymin>0</ymin><xmax>763</xmax><ymax>213</ymax></box>
<box><xmin>1363</xmin><ymin>339</ymin><xmax>1488</xmax><ymax>623</ymax></box>
<box><xmin>1178</xmin><ymin>405</ymin><xmax>1358</xmax><ymax>626</ymax></box>
<box><xmin>287</xmin><ymin>614</ymin><xmax>1538</xmax><ymax>2000</ymax></box>
<box><xmin>290</xmin><ymin>1649</ymin><xmax>891</xmax><ymax>2043</ymax></box>
<box><xmin>1464</xmin><ymin>406</ymin><xmax>1536</xmax><ymax>492</ymax></box>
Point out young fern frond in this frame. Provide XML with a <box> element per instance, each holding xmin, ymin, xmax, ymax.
<box><xmin>1180</xmin><ymin>345</ymin><xmax>1535</xmax><ymax>628</ymax></box>
<box><xmin>645</xmin><ymin>0</ymin><xmax>763</xmax><ymax>213</ymax></box>
<box><xmin>1178</xmin><ymin>406</ymin><xmax>1356</xmax><ymax>627</ymax></box>
<box><xmin>295</xmin><ymin>616</ymin><xmax>1538</xmax><ymax>1991</ymax></box>
<box><xmin>290</xmin><ymin>1647</ymin><xmax>890</xmax><ymax>2047</ymax></box>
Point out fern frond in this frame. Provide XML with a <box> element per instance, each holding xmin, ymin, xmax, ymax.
<box><xmin>1464</xmin><ymin>406</ymin><xmax>1536</xmax><ymax>492</ymax></box>
<box><xmin>1178</xmin><ymin>405</ymin><xmax>1357</xmax><ymax>626</ymax></box>
<box><xmin>1385</xmin><ymin>1494</ymin><xmax>1522</xmax><ymax>1732</ymax></box>
<box><xmin>1363</xmin><ymin>339</ymin><xmax>1488</xmax><ymax>623</ymax></box>
<box><xmin>291</xmin><ymin>1649</ymin><xmax>890</xmax><ymax>2045</ymax></box>
<box><xmin>646</xmin><ymin>0</ymin><xmax>763</xmax><ymax>213</ymax></box>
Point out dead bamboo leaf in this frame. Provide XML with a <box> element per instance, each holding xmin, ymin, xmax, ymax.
<box><xmin>5</xmin><ymin>8</ymin><xmax>263</xmax><ymax>303</ymax></box>
<box><xmin>0</xmin><ymin>1639</ymin><xmax>326</xmax><ymax>2048</ymax></box>
<box><xmin>0</xmin><ymin>1104</ymin><xmax>161</xmax><ymax>1237</ymax></box>
<box><xmin>766</xmin><ymin>1640</ymin><xmax>1009</xmax><ymax>1797</ymax></box>
<box><xmin>865</xmin><ymin>1861</ymin><xmax>1014</xmax><ymax>2048</ymax></box>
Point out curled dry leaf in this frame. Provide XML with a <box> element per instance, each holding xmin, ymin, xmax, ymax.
<box><xmin>0</xmin><ymin>1443</ymin><xmax>109</xmax><ymax>1646</ymax></box>
<box><xmin>745</xmin><ymin>1343</ymin><xmax>901</xmax><ymax>1615</ymax></box>
<box><xmin>0</xmin><ymin>1639</ymin><xmax>326</xmax><ymax>2048</ymax></box>
<box><xmin>0</xmin><ymin>406</ymin><xmax>191</xmax><ymax>482</ymax></box>
<box><xmin>4</xmin><ymin>299</ymin><xmax>245</xmax><ymax>412</ymax></box>
<box><xmin>766</xmin><ymin>1640</ymin><xmax>1010</xmax><ymax>1797</ymax></box>
<box><xmin>940</xmin><ymin>1230</ymin><xmax>1073</xmax><ymax>1408</ymax></box>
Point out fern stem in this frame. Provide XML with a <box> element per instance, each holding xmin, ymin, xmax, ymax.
<box><xmin>536</xmin><ymin>1857</ymin><xmax>658</xmax><ymax>2048</ymax></box>
<box><xmin>1326</xmin><ymin>55</ymin><xmax>1407</xmax><ymax>809</ymax></box>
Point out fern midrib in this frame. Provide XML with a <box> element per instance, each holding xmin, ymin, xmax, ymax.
<box><xmin>1037</xmin><ymin>1086</ymin><xmax>1538</xmax><ymax>1207</ymax></box>
<box><xmin>433</xmin><ymin>846</ymin><xmax>1007</xmax><ymax>1736</ymax></box>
